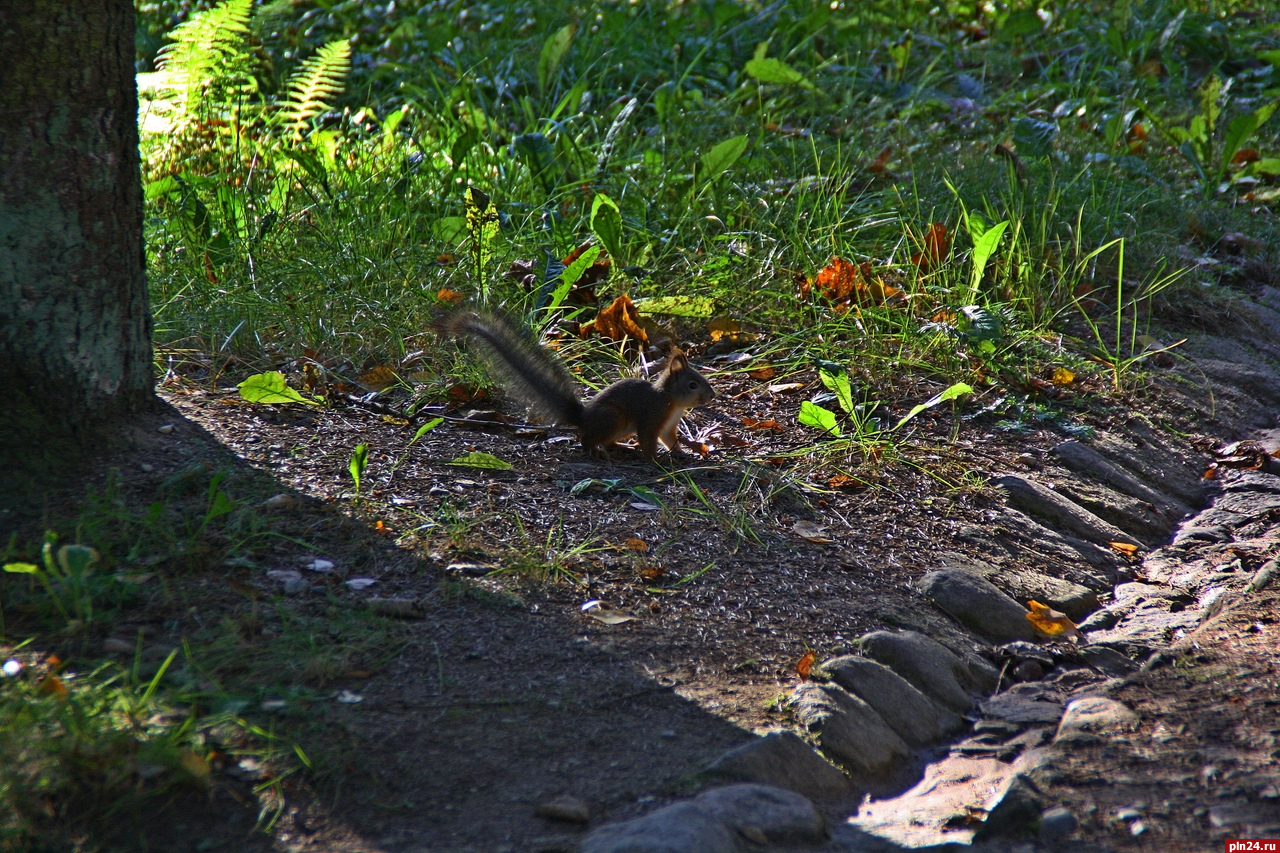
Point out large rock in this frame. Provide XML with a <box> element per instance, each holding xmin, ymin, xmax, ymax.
<box><xmin>918</xmin><ymin>569</ymin><xmax>1039</xmax><ymax>643</ymax></box>
<box><xmin>790</xmin><ymin>683</ymin><xmax>910</xmax><ymax>779</ymax></box>
<box><xmin>579</xmin><ymin>785</ymin><xmax>825</xmax><ymax>853</ymax></box>
<box><xmin>579</xmin><ymin>801</ymin><xmax>739</xmax><ymax>853</ymax></box>
<box><xmin>1052</xmin><ymin>439</ymin><xmax>1191</xmax><ymax>520</ymax></box>
<box><xmin>858</xmin><ymin>630</ymin><xmax>995</xmax><ymax>713</ymax></box>
<box><xmin>997</xmin><ymin>474</ymin><xmax>1142</xmax><ymax>547</ymax></box>
<box><xmin>703</xmin><ymin>731</ymin><xmax>851</xmax><ymax>801</ymax></box>
<box><xmin>822</xmin><ymin>656</ymin><xmax>964</xmax><ymax>747</ymax></box>
<box><xmin>695</xmin><ymin>785</ymin><xmax>826</xmax><ymax>845</ymax></box>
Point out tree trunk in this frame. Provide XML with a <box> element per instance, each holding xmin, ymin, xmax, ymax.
<box><xmin>0</xmin><ymin>1</ymin><xmax>153</xmax><ymax>503</ymax></box>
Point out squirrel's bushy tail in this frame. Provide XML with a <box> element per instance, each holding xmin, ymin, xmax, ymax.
<box><xmin>446</xmin><ymin>311</ymin><xmax>586</xmax><ymax>426</ymax></box>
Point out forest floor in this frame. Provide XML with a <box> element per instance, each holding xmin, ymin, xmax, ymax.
<box><xmin>8</xmin><ymin>294</ymin><xmax>1280</xmax><ymax>852</ymax></box>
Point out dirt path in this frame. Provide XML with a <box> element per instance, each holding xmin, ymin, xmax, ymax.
<box><xmin>17</xmin><ymin>286</ymin><xmax>1280</xmax><ymax>852</ymax></box>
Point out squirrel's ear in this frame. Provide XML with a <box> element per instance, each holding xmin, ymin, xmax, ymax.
<box><xmin>667</xmin><ymin>349</ymin><xmax>688</xmax><ymax>369</ymax></box>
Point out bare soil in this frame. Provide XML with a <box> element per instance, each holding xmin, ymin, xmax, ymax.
<box><xmin>6</xmin><ymin>327</ymin><xmax>1277</xmax><ymax>852</ymax></box>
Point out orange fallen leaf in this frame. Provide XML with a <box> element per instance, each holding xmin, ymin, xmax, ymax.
<box><xmin>640</xmin><ymin>564</ymin><xmax>667</xmax><ymax>580</ymax></box>
<box><xmin>827</xmin><ymin>473</ymin><xmax>861</xmax><ymax>490</ymax></box>
<box><xmin>1109</xmin><ymin>541</ymin><xmax>1140</xmax><ymax>556</ymax></box>
<box><xmin>38</xmin><ymin>674</ymin><xmax>68</xmax><ymax>697</ymax></box>
<box><xmin>747</xmin><ymin>366</ymin><xmax>777</xmax><ymax>380</ymax></box>
<box><xmin>581</xmin><ymin>294</ymin><xmax>648</xmax><ymax>344</ymax></box>
<box><xmin>867</xmin><ymin>145</ymin><xmax>893</xmax><ymax>173</ymax></box>
<box><xmin>436</xmin><ymin>287</ymin><xmax>465</xmax><ymax>304</ymax></box>
<box><xmin>563</xmin><ymin>241</ymin><xmax>611</xmax><ymax>287</ymax></box>
<box><xmin>623</xmin><ymin>537</ymin><xmax>648</xmax><ymax>552</ymax></box>
<box><xmin>742</xmin><ymin>417</ymin><xmax>784</xmax><ymax>433</ymax></box>
<box><xmin>1025</xmin><ymin>600</ymin><xmax>1081</xmax><ymax>640</ymax></box>
<box><xmin>447</xmin><ymin>384</ymin><xmax>486</xmax><ymax>403</ymax></box>
<box><xmin>911</xmin><ymin>222</ymin><xmax>950</xmax><ymax>270</ymax></box>
<box><xmin>796</xmin><ymin>650</ymin><xmax>817</xmax><ymax>680</ymax></box>
<box><xmin>1232</xmin><ymin>148</ymin><xmax>1259</xmax><ymax>166</ymax></box>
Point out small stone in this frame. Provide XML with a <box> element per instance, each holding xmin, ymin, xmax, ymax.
<box><xmin>1055</xmin><ymin>697</ymin><xmax>1139</xmax><ymax>741</ymax></box>
<box><xmin>1013</xmin><ymin>660</ymin><xmax>1046</xmax><ymax>682</ymax></box>
<box><xmin>103</xmin><ymin>637</ymin><xmax>135</xmax><ymax>654</ymax></box>
<box><xmin>261</xmin><ymin>493</ymin><xmax>295</xmax><ymax>510</ymax></box>
<box><xmin>536</xmin><ymin>795</ymin><xmax>591</xmax><ymax>824</ymax></box>
<box><xmin>1038</xmin><ymin>806</ymin><xmax>1078</xmax><ymax>843</ymax></box>
<box><xmin>139</xmin><ymin>463</ymin><xmax>155</xmax><ymax>473</ymax></box>
<box><xmin>2</xmin><ymin>660</ymin><xmax>21</xmax><ymax>677</ymax></box>
<box><xmin>282</xmin><ymin>577</ymin><xmax>310</xmax><ymax>596</ymax></box>
<box><xmin>157</xmin><ymin>423</ymin><xmax>175</xmax><ymax>434</ymax></box>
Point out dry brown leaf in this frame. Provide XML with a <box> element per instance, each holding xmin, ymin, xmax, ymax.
<box><xmin>796</xmin><ymin>650</ymin><xmax>817</xmax><ymax>680</ymax></box>
<box><xmin>1109</xmin><ymin>541</ymin><xmax>1140</xmax><ymax>557</ymax></box>
<box><xmin>747</xmin><ymin>366</ymin><xmax>777</xmax><ymax>380</ymax></box>
<box><xmin>581</xmin><ymin>294</ymin><xmax>648</xmax><ymax>344</ymax></box>
<box><xmin>742</xmin><ymin>417</ymin><xmax>784</xmax><ymax>433</ymax></box>
<box><xmin>623</xmin><ymin>537</ymin><xmax>648</xmax><ymax>552</ymax></box>
<box><xmin>793</xmin><ymin>520</ymin><xmax>832</xmax><ymax>543</ymax></box>
<box><xmin>911</xmin><ymin>222</ymin><xmax>950</xmax><ymax>270</ymax></box>
<box><xmin>359</xmin><ymin>365</ymin><xmax>398</xmax><ymax>391</ymax></box>
<box><xmin>436</xmin><ymin>287</ymin><xmax>465</xmax><ymax>304</ymax></box>
<box><xmin>867</xmin><ymin>145</ymin><xmax>893</xmax><ymax>174</ymax></box>
<box><xmin>1026</xmin><ymin>599</ymin><xmax>1081</xmax><ymax>640</ymax></box>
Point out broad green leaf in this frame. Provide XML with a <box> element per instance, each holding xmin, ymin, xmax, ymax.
<box><xmin>799</xmin><ymin>401</ymin><xmax>842</xmax><ymax>437</ymax></box>
<box><xmin>699</xmin><ymin>135</ymin><xmax>748</xmax><ymax>185</ymax></box>
<box><xmin>1221</xmin><ymin>113</ymin><xmax>1259</xmax><ymax>172</ymax></box>
<box><xmin>409</xmin><ymin>417</ymin><xmax>444</xmax><ymax>446</ymax></box>
<box><xmin>632</xmin><ymin>296</ymin><xmax>716</xmax><ymax>317</ymax></box>
<box><xmin>998</xmin><ymin>8</ymin><xmax>1043</xmax><ymax>38</ymax></box>
<box><xmin>970</xmin><ymin>220</ymin><xmax>1010</xmax><ymax>296</ymax></box>
<box><xmin>448</xmin><ymin>451</ymin><xmax>513</xmax><ymax>470</ymax></box>
<box><xmin>744</xmin><ymin>57</ymin><xmax>815</xmax><ymax>91</ymax></box>
<box><xmin>589</xmin><ymin>193</ymin><xmax>623</xmax><ymax>263</ymax></box>
<box><xmin>349</xmin><ymin>442</ymin><xmax>369</xmax><ymax>492</ymax></box>
<box><xmin>435</xmin><ymin>215</ymin><xmax>466</xmax><ymax>243</ymax></box>
<box><xmin>818</xmin><ymin>367</ymin><xmax>854</xmax><ymax>415</ymax></box>
<box><xmin>894</xmin><ymin>382</ymin><xmax>975</xmax><ymax>430</ymax></box>
<box><xmin>537</xmin><ymin>23</ymin><xmax>577</xmax><ymax>95</ymax></box>
<box><xmin>238</xmin><ymin>371</ymin><xmax>319</xmax><ymax>406</ymax></box>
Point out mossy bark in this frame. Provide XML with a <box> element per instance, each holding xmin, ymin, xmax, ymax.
<box><xmin>0</xmin><ymin>1</ymin><xmax>154</xmax><ymax>510</ymax></box>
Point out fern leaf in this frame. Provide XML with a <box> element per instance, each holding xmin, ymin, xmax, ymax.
<box><xmin>154</xmin><ymin>0</ymin><xmax>256</xmax><ymax>119</ymax></box>
<box><xmin>280</xmin><ymin>40</ymin><xmax>352</xmax><ymax>139</ymax></box>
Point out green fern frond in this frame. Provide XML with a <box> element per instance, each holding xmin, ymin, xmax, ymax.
<box><xmin>154</xmin><ymin>0</ymin><xmax>257</xmax><ymax>119</ymax></box>
<box><xmin>280</xmin><ymin>40</ymin><xmax>352</xmax><ymax>139</ymax></box>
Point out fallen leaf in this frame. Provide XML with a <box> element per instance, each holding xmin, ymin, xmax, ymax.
<box><xmin>38</xmin><ymin>674</ymin><xmax>68</xmax><ymax>697</ymax></box>
<box><xmin>867</xmin><ymin>145</ymin><xmax>893</xmax><ymax>173</ymax></box>
<box><xmin>827</xmin><ymin>474</ymin><xmax>861</xmax><ymax>490</ymax></box>
<box><xmin>707</xmin><ymin>316</ymin><xmax>755</xmax><ymax>344</ymax></box>
<box><xmin>1051</xmin><ymin>367</ymin><xmax>1075</xmax><ymax>386</ymax></box>
<box><xmin>796</xmin><ymin>650</ymin><xmax>817</xmax><ymax>679</ymax></box>
<box><xmin>911</xmin><ymin>222</ymin><xmax>950</xmax><ymax>270</ymax></box>
<box><xmin>581</xmin><ymin>600</ymin><xmax>636</xmax><ymax>625</ymax></box>
<box><xmin>747</xmin><ymin>366</ymin><xmax>777</xmax><ymax>380</ymax></box>
<box><xmin>742</xmin><ymin>417</ymin><xmax>785</xmax><ymax>432</ymax></box>
<box><xmin>436</xmin><ymin>287</ymin><xmax>465</xmax><ymax>304</ymax></box>
<box><xmin>581</xmin><ymin>294</ymin><xmax>648</xmax><ymax>344</ymax></box>
<box><xmin>767</xmin><ymin>382</ymin><xmax>805</xmax><ymax>394</ymax></box>
<box><xmin>447</xmin><ymin>451</ymin><xmax>514</xmax><ymax>470</ymax></box>
<box><xmin>1232</xmin><ymin>148</ymin><xmax>1260</xmax><ymax>166</ymax></box>
<box><xmin>1025</xmin><ymin>600</ymin><xmax>1081</xmax><ymax>640</ymax></box>
<box><xmin>358</xmin><ymin>365</ymin><xmax>398</xmax><ymax>391</ymax></box>
<box><xmin>640</xmin><ymin>565</ymin><xmax>667</xmax><ymax>580</ymax></box>
<box><xmin>793</xmin><ymin>520</ymin><xmax>832</xmax><ymax>543</ymax></box>
<box><xmin>623</xmin><ymin>537</ymin><xmax>648</xmax><ymax>552</ymax></box>
<box><xmin>1109</xmin><ymin>542</ymin><xmax>1140</xmax><ymax>557</ymax></box>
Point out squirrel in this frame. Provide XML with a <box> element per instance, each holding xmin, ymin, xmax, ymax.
<box><xmin>445</xmin><ymin>310</ymin><xmax>716</xmax><ymax>462</ymax></box>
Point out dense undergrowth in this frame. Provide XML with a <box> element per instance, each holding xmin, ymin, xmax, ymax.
<box><xmin>5</xmin><ymin>0</ymin><xmax>1280</xmax><ymax>847</ymax></box>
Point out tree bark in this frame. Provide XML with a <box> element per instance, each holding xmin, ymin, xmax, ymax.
<box><xmin>0</xmin><ymin>1</ymin><xmax>153</xmax><ymax>503</ymax></box>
